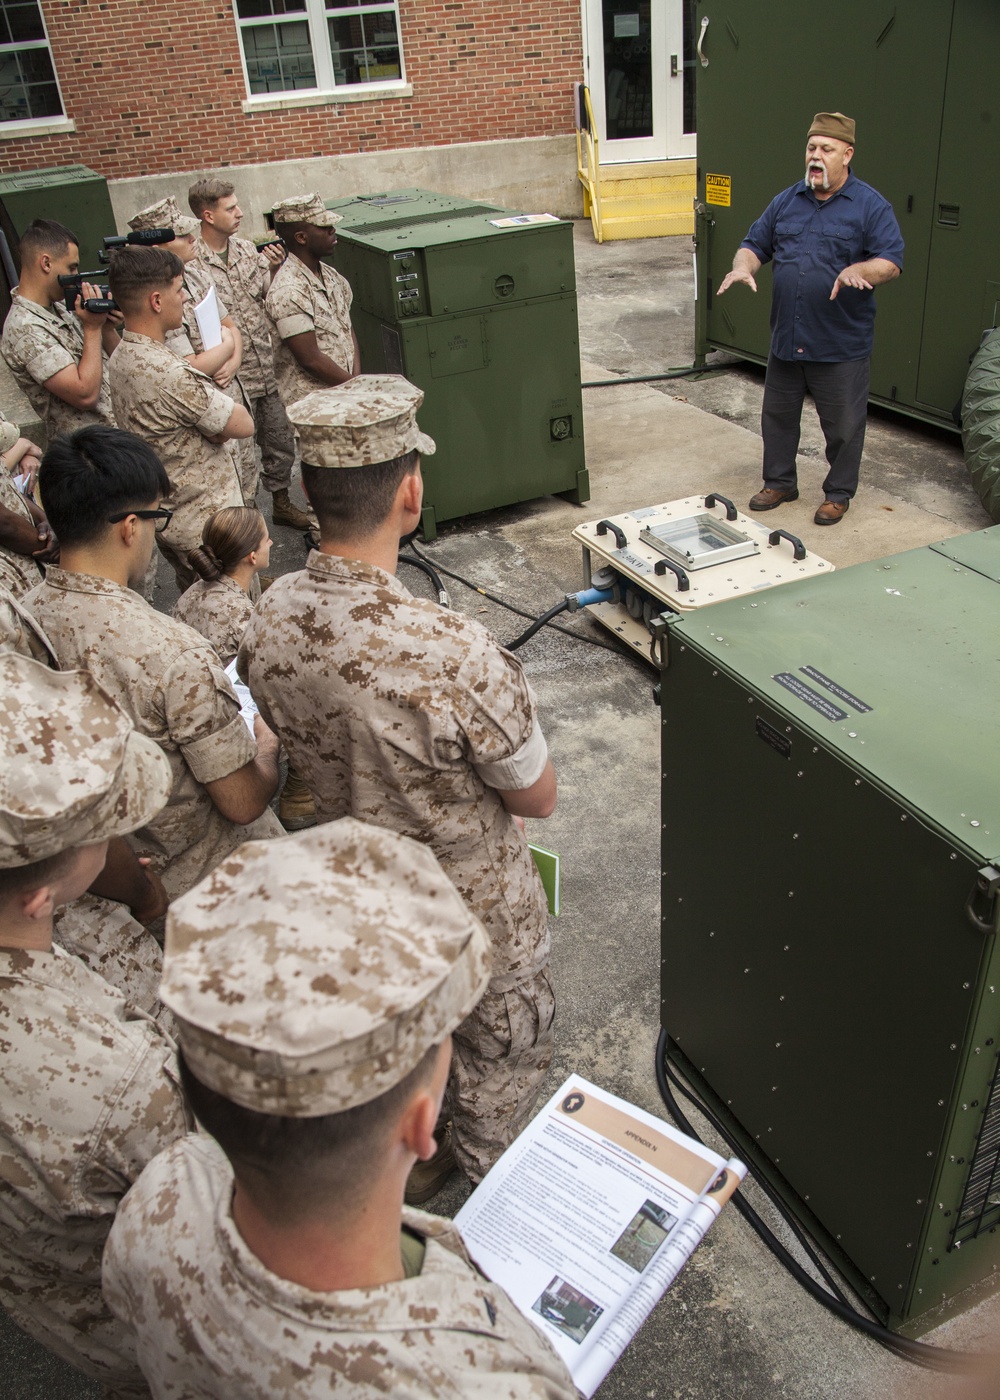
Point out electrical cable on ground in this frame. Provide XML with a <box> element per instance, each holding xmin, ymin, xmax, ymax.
<box><xmin>654</xmin><ymin>1029</ymin><xmax>987</xmax><ymax>1373</ymax></box>
<box><xmin>582</xmin><ymin>363</ymin><xmax>733</xmax><ymax>389</ymax></box>
<box><xmin>405</xmin><ymin>543</ymin><xmax>632</xmax><ymax>657</ymax></box>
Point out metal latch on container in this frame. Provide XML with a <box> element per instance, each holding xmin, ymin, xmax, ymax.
<box><xmin>965</xmin><ymin>865</ymin><xmax>1000</xmax><ymax>935</ymax></box>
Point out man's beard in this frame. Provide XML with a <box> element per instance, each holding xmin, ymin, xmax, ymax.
<box><xmin>805</xmin><ymin>159</ymin><xmax>831</xmax><ymax>191</ymax></box>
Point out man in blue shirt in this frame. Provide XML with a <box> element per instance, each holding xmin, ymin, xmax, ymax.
<box><xmin>718</xmin><ymin>112</ymin><xmax>903</xmax><ymax>525</ymax></box>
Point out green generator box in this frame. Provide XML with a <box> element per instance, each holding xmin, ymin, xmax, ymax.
<box><xmin>0</xmin><ymin>164</ymin><xmax>116</xmax><ymax>277</ymax></box>
<box><xmin>659</xmin><ymin>526</ymin><xmax>1000</xmax><ymax>1330</ymax></box>
<box><xmin>693</xmin><ymin>0</ymin><xmax>998</xmax><ymax>429</ymax></box>
<box><xmin>326</xmin><ymin>189</ymin><xmax>589</xmax><ymax>539</ymax></box>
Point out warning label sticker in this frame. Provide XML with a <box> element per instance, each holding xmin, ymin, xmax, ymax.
<box><xmin>800</xmin><ymin>666</ymin><xmax>873</xmax><ymax>714</ymax></box>
<box><xmin>772</xmin><ymin>672</ymin><xmax>847</xmax><ymax>722</ymax></box>
<box><xmin>706</xmin><ymin>174</ymin><xmax>731</xmax><ymax>207</ymax></box>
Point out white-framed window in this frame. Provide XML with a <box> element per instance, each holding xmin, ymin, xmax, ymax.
<box><xmin>235</xmin><ymin>0</ymin><xmax>405</xmax><ymax>98</ymax></box>
<box><xmin>0</xmin><ymin>0</ymin><xmax>65</xmax><ymax>124</ymax></box>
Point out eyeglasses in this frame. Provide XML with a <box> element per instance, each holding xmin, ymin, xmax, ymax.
<box><xmin>108</xmin><ymin>507</ymin><xmax>174</xmax><ymax>533</ymax></box>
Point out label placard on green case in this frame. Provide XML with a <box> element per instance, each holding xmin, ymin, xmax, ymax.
<box><xmin>529</xmin><ymin>844</ymin><xmax>560</xmax><ymax>917</ymax></box>
<box><xmin>706</xmin><ymin>174</ymin><xmax>731</xmax><ymax>207</ymax></box>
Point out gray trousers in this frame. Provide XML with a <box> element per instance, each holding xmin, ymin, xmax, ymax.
<box><xmin>250</xmin><ymin>390</ymin><xmax>296</xmax><ymax>496</ymax></box>
<box><xmin>761</xmin><ymin>353</ymin><xmax>870</xmax><ymax>502</ymax></box>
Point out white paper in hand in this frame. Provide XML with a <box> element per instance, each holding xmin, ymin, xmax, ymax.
<box><xmin>193</xmin><ymin>283</ymin><xmax>223</xmax><ymax>350</ymax></box>
<box><xmin>224</xmin><ymin>658</ymin><xmax>258</xmax><ymax>735</ymax></box>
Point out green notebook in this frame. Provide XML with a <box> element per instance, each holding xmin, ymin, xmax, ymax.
<box><xmin>529</xmin><ymin>843</ymin><xmax>560</xmax><ymax>917</ymax></box>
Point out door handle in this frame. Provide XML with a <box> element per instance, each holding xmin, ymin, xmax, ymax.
<box><xmin>698</xmin><ymin>15</ymin><xmax>710</xmax><ymax>67</ymax></box>
<box><xmin>670</xmin><ymin>54</ymin><xmax>678</xmax><ymax>77</ymax></box>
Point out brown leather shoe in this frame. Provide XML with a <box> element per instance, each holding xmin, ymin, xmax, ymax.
<box><xmin>814</xmin><ymin>499</ymin><xmax>849</xmax><ymax>525</ymax></box>
<box><xmin>405</xmin><ymin>1127</ymin><xmax>457</xmax><ymax>1205</ymax></box>
<box><xmin>748</xmin><ymin>487</ymin><xmax>799</xmax><ymax>511</ymax></box>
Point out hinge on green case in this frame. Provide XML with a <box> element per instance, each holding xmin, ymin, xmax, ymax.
<box><xmin>965</xmin><ymin>865</ymin><xmax>1000</xmax><ymax>935</ymax></box>
<box><xmin>648</xmin><ymin>613</ymin><xmax>670</xmax><ymax>672</ymax></box>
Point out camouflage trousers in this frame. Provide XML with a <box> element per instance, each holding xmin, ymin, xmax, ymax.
<box><xmin>447</xmin><ymin>964</ymin><xmax>555</xmax><ymax>1183</ymax></box>
<box><xmin>250</xmin><ymin>389</ymin><xmax>296</xmax><ymax>496</ymax></box>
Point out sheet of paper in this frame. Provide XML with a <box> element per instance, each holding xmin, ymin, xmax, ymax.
<box><xmin>488</xmin><ymin>214</ymin><xmax>561</xmax><ymax>228</ymax></box>
<box><xmin>456</xmin><ymin>1075</ymin><xmax>744</xmax><ymax>1397</ymax></box>
<box><xmin>224</xmin><ymin>658</ymin><xmax>257</xmax><ymax>735</ymax></box>
<box><xmin>193</xmin><ymin>283</ymin><xmax>223</xmax><ymax>351</ymax></box>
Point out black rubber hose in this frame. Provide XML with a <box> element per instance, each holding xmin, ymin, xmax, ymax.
<box><xmin>398</xmin><ymin>552</ymin><xmax>449</xmax><ymax>605</ymax></box>
<box><xmin>654</xmin><ymin>1029</ymin><xmax>985</xmax><ymax>1373</ymax></box>
<box><xmin>505</xmin><ymin>599</ymin><xmax>571</xmax><ymax>651</ymax></box>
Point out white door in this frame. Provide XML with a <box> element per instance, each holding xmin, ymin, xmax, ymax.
<box><xmin>583</xmin><ymin>0</ymin><xmax>696</xmax><ymax>163</ymax></box>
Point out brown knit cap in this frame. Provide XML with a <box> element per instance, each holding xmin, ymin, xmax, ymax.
<box><xmin>807</xmin><ymin>112</ymin><xmax>855</xmax><ymax>147</ymax></box>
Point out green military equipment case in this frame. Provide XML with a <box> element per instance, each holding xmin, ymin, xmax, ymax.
<box><xmin>659</xmin><ymin>527</ymin><xmax>1000</xmax><ymax>1329</ymax></box>
<box><xmin>693</xmin><ymin>0</ymin><xmax>999</xmax><ymax>430</ymax></box>
<box><xmin>326</xmin><ymin>190</ymin><xmax>589</xmax><ymax>539</ymax></box>
<box><xmin>0</xmin><ymin>165</ymin><xmax>116</xmax><ymax>276</ymax></box>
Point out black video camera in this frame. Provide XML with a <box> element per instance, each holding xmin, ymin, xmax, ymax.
<box><xmin>58</xmin><ymin>271</ymin><xmax>116</xmax><ymax>314</ymax></box>
<box><xmin>98</xmin><ymin>226</ymin><xmax>176</xmax><ymax>264</ymax></box>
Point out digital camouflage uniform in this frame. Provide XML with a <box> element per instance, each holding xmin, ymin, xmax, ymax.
<box><xmin>0</xmin><ymin>415</ymin><xmax>42</xmax><ymax>598</ymax></box>
<box><xmin>239</xmin><ymin>380</ymin><xmax>555</xmax><ymax>1181</ymax></box>
<box><xmin>25</xmin><ymin>566</ymin><xmax>282</xmax><ymax>902</ymax></box>
<box><xmin>1</xmin><ymin>292</ymin><xmax>115</xmax><ymax>441</ymax></box>
<box><xmin>108</xmin><ymin>331</ymin><xmax>243</xmax><ymax>591</ymax></box>
<box><xmin>106</xmin><ymin>1135</ymin><xmax>576</xmax><ymax>1400</ymax></box>
<box><xmin>166</xmin><ymin>258</ymin><xmax>259</xmax><ymax>504</ymax></box>
<box><xmin>0</xmin><ymin>581</ymin><xmax>55</xmax><ymax>663</ymax></box>
<box><xmin>0</xmin><ymin>653</ymin><xmax>186</xmax><ymax>1395</ymax></box>
<box><xmin>52</xmin><ymin>893</ymin><xmax>172</xmax><ymax>1028</ymax></box>
<box><xmin>172</xmin><ymin>571</ymin><xmax>255</xmax><ymax>667</ymax></box>
<box><xmin>265</xmin><ymin>251</ymin><xmax>355</xmax><ymax>407</ymax></box>
<box><xmin>194</xmin><ymin>230</ymin><xmax>296</xmax><ymax>495</ymax></box>
<box><xmin>103</xmin><ymin>817</ymin><xmax>573</xmax><ymax>1399</ymax></box>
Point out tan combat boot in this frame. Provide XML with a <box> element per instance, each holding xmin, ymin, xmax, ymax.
<box><xmin>270</xmin><ymin>488</ymin><xmax>317</xmax><ymax>532</ymax></box>
<box><xmin>278</xmin><ymin>766</ymin><xmax>316</xmax><ymax>831</ymax></box>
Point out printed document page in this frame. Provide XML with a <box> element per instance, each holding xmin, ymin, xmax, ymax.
<box><xmin>455</xmin><ymin>1075</ymin><xmax>745</xmax><ymax>1397</ymax></box>
<box><xmin>193</xmin><ymin>283</ymin><xmax>223</xmax><ymax>350</ymax></box>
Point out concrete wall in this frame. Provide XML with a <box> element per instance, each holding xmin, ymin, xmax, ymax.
<box><xmin>108</xmin><ymin>135</ymin><xmax>583</xmax><ymax>239</ymax></box>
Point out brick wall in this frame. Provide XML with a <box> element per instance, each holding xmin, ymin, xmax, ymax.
<box><xmin>2</xmin><ymin>0</ymin><xmax>583</xmax><ymax>180</ymax></box>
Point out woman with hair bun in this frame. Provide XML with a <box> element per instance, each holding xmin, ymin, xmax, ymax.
<box><xmin>172</xmin><ymin>506</ymin><xmax>270</xmax><ymax>666</ymax></box>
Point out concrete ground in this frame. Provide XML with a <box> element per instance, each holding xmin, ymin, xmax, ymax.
<box><xmin>1</xmin><ymin>221</ymin><xmax>997</xmax><ymax>1399</ymax></box>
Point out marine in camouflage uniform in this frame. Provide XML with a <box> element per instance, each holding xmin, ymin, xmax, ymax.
<box><xmin>129</xmin><ymin>197</ymin><xmax>260</xmax><ymax>505</ymax></box>
<box><xmin>0</xmin><ymin>413</ymin><xmax>44</xmax><ymax>598</ymax></box>
<box><xmin>108</xmin><ymin>329</ymin><xmax>244</xmax><ymax>591</ymax></box>
<box><xmin>239</xmin><ymin>377</ymin><xmax>557</xmax><ymax>1182</ymax></box>
<box><xmin>192</xmin><ymin>210</ymin><xmax>298</xmax><ymax>502</ymax></box>
<box><xmin>1</xmin><ymin>293</ymin><xmax>116</xmax><ymax>441</ymax></box>
<box><xmin>171</xmin><ymin>571</ymin><xmax>254</xmax><ymax>667</ymax></box>
<box><xmin>27</xmin><ymin>564</ymin><xmax>283</xmax><ymax>901</ymax></box>
<box><xmin>0</xmin><ymin>580</ymin><xmax>55</xmax><ymax>663</ymax></box>
<box><xmin>264</xmin><ymin>193</ymin><xmax>357</xmax><ymax>408</ymax></box>
<box><xmin>103</xmin><ymin>818</ymin><xmax>576</xmax><ymax>1399</ymax></box>
<box><xmin>0</xmin><ymin>653</ymin><xmax>189</xmax><ymax>1396</ymax></box>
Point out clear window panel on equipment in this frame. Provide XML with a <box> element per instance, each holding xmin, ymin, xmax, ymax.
<box><xmin>601</xmin><ymin>0</ymin><xmax>652</xmax><ymax>140</ymax></box>
<box><xmin>242</xmin><ymin>19</ymin><xmax>316</xmax><ymax>92</ymax></box>
<box><xmin>327</xmin><ymin>7</ymin><xmax>401</xmax><ymax>84</ymax></box>
<box><xmin>640</xmin><ymin>515</ymin><xmax>760</xmax><ymax>570</ymax></box>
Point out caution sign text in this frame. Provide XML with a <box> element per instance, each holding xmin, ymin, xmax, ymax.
<box><xmin>706</xmin><ymin>173</ymin><xmax>731</xmax><ymax>207</ymax></box>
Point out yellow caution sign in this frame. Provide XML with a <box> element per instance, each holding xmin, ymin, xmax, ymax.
<box><xmin>706</xmin><ymin>174</ymin><xmax>731</xmax><ymax>207</ymax></box>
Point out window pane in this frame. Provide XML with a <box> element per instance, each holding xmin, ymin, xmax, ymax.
<box><xmin>241</xmin><ymin>18</ymin><xmax>316</xmax><ymax>92</ymax></box>
<box><xmin>2</xmin><ymin>2</ymin><xmax>46</xmax><ymax>42</ymax></box>
<box><xmin>325</xmin><ymin>0</ymin><xmax>389</xmax><ymax>9</ymax></box>
<box><xmin>236</xmin><ymin>0</ymin><xmax>305</xmax><ymax>16</ymax></box>
<box><xmin>0</xmin><ymin>47</ymin><xmax>62</xmax><ymax>120</ymax></box>
<box><xmin>328</xmin><ymin>10</ymin><xmax>400</xmax><ymax>84</ymax></box>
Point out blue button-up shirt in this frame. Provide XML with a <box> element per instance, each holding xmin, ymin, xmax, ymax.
<box><xmin>741</xmin><ymin>172</ymin><xmax>904</xmax><ymax>363</ymax></box>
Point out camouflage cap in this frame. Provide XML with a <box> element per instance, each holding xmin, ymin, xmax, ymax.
<box><xmin>0</xmin><ymin>654</ymin><xmax>171</xmax><ymax>867</ymax></box>
<box><xmin>288</xmin><ymin>375</ymin><xmax>437</xmax><ymax>469</ymax></box>
<box><xmin>162</xmin><ymin>818</ymin><xmax>492</xmax><ymax>1116</ymax></box>
<box><xmin>128</xmin><ymin>196</ymin><xmax>200</xmax><ymax>238</ymax></box>
<box><xmin>269</xmin><ymin>192</ymin><xmax>342</xmax><ymax>229</ymax></box>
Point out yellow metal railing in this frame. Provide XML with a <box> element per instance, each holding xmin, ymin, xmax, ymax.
<box><xmin>575</xmin><ymin>83</ymin><xmax>603</xmax><ymax>244</ymax></box>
